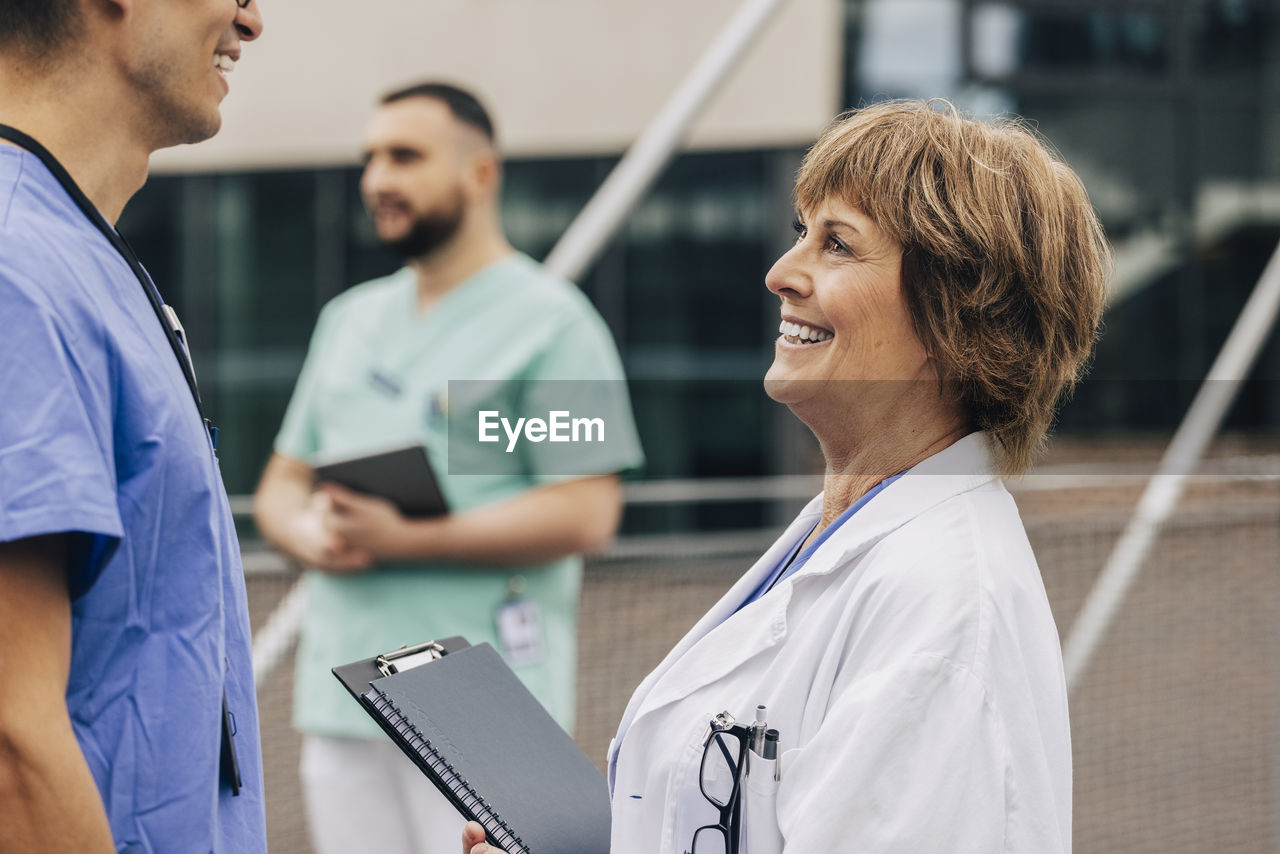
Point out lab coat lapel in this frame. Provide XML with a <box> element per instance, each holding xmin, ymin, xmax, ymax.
<box><xmin>786</xmin><ymin>432</ymin><xmax>1000</xmax><ymax>586</ymax></box>
<box><xmin>613</xmin><ymin>497</ymin><xmax>823</xmax><ymax>737</ymax></box>
<box><xmin>613</xmin><ymin>435</ymin><xmax>999</xmax><ymax>759</ymax></box>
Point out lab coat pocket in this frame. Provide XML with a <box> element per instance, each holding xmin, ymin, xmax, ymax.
<box><xmin>673</xmin><ymin>737</ymin><xmax>721</xmax><ymax>854</ymax></box>
<box><xmin>743</xmin><ymin>755</ymin><xmax>783</xmax><ymax>854</ymax></box>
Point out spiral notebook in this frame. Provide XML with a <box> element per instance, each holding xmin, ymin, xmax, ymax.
<box><xmin>333</xmin><ymin>639</ymin><xmax>611</xmax><ymax>854</ymax></box>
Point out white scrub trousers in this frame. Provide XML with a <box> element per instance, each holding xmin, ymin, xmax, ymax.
<box><xmin>301</xmin><ymin>733</ymin><xmax>466</xmax><ymax>854</ymax></box>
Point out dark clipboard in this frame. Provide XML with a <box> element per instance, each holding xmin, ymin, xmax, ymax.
<box><xmin>332</xmin><ymin>636</ymin><xmax>472</xmax><ymax>700</ymax></box>
<box><xmin>332</xmin><ymin>638</ymin><xmax>612</xmax><ymax>854</ymax></box>
<box><xmin>313</xmin><ymin>443</ymin><xmax>449</xmax><ymax>518</ymax></box>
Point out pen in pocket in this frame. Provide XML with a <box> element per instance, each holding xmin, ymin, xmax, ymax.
<box><xmin>749</xmin><ymin>704</ymin><xmax>768</xmax><ymax>757</ymax></box>
<box><xmin>763</xmin><ymin>728</ymin><xmax>780</xmax><ymax>781</ymax></box>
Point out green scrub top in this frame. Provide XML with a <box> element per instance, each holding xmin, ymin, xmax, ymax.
<box><xmin>276</xmin><ymin>254</ymin><xmax>643</xmax><ymax>737</ymax></box>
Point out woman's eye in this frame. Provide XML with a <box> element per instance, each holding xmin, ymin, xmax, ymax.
<box><xmin>791</xmin><ymin>219</ymin><xmax>848</xmax><ymax>255</ymax></box>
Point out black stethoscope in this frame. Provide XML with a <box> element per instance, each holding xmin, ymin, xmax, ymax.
<box><xmin>0</xmin><ymin>123</ymin><xmax>243</xmax><ymax>794</ymax></box>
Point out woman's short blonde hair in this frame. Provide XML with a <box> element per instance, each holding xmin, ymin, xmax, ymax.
<box><xmin>796</xmin><ymin>99</ymin><xmax>1110</xmax><ymax>474</ymax></box>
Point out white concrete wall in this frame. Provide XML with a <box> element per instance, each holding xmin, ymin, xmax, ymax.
<box><xmin>150</xmin><ymin>0</ymin><xmax>842</xmax><ymax>173</ymax></box>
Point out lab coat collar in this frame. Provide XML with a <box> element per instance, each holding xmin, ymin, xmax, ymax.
<box><xmin>611</xmin><ymin>503</ymin><xmax>822</xmax><ymax>755</ymax></box>
<box><xmin>791</xmin><ymin>431</ymin><xmax>999</xmax><ymax>581</ymax></box>
<box><xmin>610</xmin><ymin>433</ymin><xmax>999</xmax><ymax>766</ymax></box>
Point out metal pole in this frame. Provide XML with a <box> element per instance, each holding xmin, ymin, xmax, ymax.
<box><xmin>543</xmin><ymin>0</ymin><xmax>793</xmax><ymax>283</ymax></box>
<box><xmin>251</xmin><ymin>577</ymin><xmax>307</xmax><ymax>687</ymax></box>
<box><xmin>1063</xmin><ymin>239</ymin><xmax>1280</xmax><ymax>691</ymax></box>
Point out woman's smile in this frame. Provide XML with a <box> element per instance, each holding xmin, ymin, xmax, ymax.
<box><xmin>777</xmin><ymin>315</ymin><xmax>834</xmax><ymax>347</ymax></box>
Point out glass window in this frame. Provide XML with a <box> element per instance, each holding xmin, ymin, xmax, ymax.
<box><xmin>854</xmin><ymin>0</ymin><xmax>964</xmax><ymax>98</ymax></box>
<box><xmin>117</xmin><ymin>174</ymin><xmax>182</xmax><ymax>311</ymax></box>
<box><xmin>623</xmin><ymin>152</ymin><xmax>773</xmax><ymax>358</ymax></box>
<box><xmin>1194</xmin><ymin>0</ymin><xmax>1269</xmax><ymax>71</ymax></box>
<box><xmin>503</xmin><ymin>157</ymin><xmax>608</xmax><ymax>263</ymax></box>
<box><xmin>209</xmin><ymin>170</ymin><xmax>319</xmax><ymax>351</ymax></box>
<box><xmin>971</xmin><ymin>3</ymin><xmax>1171</xmax><ymax>79</ymax></box>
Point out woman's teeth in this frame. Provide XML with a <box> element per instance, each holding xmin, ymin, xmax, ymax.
<box><xmin>778</xmin><ymin>320</ymin><xmax>833</xmax><ymax>343</ymax></box>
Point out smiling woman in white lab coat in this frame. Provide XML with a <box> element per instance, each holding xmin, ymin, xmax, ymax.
<box><xmin>464</xmin><ymin>100</ymin><xmax>1110</xmax><ymax>854</ymax></box>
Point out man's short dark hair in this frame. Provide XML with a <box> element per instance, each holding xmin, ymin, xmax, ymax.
<box><xmin>0</xmin><ymin>0</ymin><xmax>80</xmax><ymax>57</ymax></box>
<box><xmin>380</xmin><ymin>82</ymin><xmax>496</xmax><ymax>144</ymax></box>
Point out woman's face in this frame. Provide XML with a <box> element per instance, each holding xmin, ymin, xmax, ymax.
<box><xmin>763</xmin><ymin>197</ymin><xmax>933</xmax><ymax>413</ymax></box>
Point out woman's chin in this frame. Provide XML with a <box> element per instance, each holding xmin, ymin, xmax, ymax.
<box><xmin>763</xmin><ymin>370</ymin><xmax>815</xmax><ymax>406</ymax></box>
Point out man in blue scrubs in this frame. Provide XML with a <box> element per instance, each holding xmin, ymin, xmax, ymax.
<box><xmin>0</xmin><ymin>1</ymin><xmax>265</xmax><ymax>852</ymax></box>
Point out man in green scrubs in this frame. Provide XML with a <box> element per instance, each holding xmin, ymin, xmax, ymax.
<box><xmin>254</xmin><ymin>82</ymin><xmax>643</xmax><ymax>854</ymax></box>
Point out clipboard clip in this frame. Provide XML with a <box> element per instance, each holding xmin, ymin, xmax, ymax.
<box><xmin>376</xmin><ymin>640</ymin><xmax>447</xmax><ymax>676</ymax></box>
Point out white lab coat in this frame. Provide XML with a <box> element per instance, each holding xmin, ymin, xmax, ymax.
<box><xmin>607</xmin><ymin>434</ymin><xmax>1071</xmax><ymax>854</ymax></box>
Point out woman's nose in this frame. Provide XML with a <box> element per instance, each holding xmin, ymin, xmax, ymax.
<box><xmin>765</xmin><ymin>244</ymin><xmax>811</xmax><ymax>300</ymax></box>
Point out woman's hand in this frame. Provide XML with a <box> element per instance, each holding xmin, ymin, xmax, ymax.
<box><xmin>461</xmin><ymin>821</ymin><xmax>506</xmax><ymax>854</ymax></box>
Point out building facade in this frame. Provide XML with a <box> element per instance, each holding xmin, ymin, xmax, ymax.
<box><xmin>119</xmin><ymin>0</ymin><xmax>1280</xmax><ymax>530</ymax></box>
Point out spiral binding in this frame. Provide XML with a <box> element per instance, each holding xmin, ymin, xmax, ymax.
<box><xmin>368</xmin><ymin>689</ymin><xmax>529</xmax><ymax>854</ymax></box>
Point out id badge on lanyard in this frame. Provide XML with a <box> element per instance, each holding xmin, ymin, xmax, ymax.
<box><xmin>495</xmin><ymin>575</ymin><xmax>545</xmax><ymax>666</ymax></box>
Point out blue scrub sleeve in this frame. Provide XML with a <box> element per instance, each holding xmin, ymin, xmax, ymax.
<box><xmin>0</xmin><ymin>278</ymin><xmax>122</xmax><ymax>592</ymax></box>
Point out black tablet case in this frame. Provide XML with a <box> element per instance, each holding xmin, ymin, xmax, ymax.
<box><xmin>312</xmin><ymin>443</ymin><xmax>448</xmax><ymax>518</ymax></box>
<box><xmin>333</xmin><ymin>641</ymin><xmax>611</xmax><ymax>854</ymax></box>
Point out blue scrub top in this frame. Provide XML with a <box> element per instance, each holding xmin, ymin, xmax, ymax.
<box><xmin>0</xmin><ymin>147</ymin><xmax>266</xmax><ymax>852</ymax></box>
